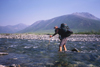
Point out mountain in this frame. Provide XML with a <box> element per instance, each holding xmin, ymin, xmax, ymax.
<box><xmin>19</xmin><ymin>12</ymin><xmax>100</xmax><ymax>33</ymax></box>
<box><xmin>0</xmin><ymin>23</ymin><xmax>28</xmax><ymax>33</ymax></box>
<box><xmin>72</xmin><ymin>12</ymin><xmax>100</xmax><ymax>20</ymax></box>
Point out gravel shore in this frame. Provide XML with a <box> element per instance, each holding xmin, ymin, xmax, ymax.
<box><xmin>0</xmin><ymin>34</ymin><xmax>100</xmax><ymax>41</ymax></box>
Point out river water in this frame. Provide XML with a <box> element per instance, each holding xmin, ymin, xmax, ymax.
<box><xmin>0</xmin><ymin>38</ymin><xmax>100</xmax><ymax>67</ymax></box>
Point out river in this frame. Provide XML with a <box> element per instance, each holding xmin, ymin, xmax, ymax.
<box><xmin>0</xmin><ymin>34</ymin><xmax>100</xmax><ymax>67</ymax></box>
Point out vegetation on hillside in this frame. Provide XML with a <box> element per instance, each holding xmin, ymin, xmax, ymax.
<box><xmin>75</xmin><ymin>30</ymin><xmax>100</xmax><ymax>34</ymax></box>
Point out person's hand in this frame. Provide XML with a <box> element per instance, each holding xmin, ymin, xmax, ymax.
<box><xmin>49</xmin><ymin>35</ymin><xmax>52</xmax><ymax>38</ymax></box>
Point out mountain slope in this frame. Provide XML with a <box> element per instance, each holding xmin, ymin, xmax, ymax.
<box><xmin>19</xmin><ymin>12</ymin><xmax>100</xmax><ymax>33</ymax></box>
<box><xmin>0</xmin><ymin>23</ymin><xmax>28</xmax><ymax>33</ymax></box>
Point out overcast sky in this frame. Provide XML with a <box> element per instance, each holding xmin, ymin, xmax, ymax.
<box><xmin>0</xmin><ymin>0</ymin><xmax>100</xmax><ymax>26</ymax></box>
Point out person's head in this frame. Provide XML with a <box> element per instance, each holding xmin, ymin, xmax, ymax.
<box><xmin>54</xmin><ymin>26</ymin><xmax>58</xmax><ymax>29</ymax></box>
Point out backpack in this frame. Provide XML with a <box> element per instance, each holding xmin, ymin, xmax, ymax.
<box><xmin>60</xmin><ymin>23</ymin><xmax>73</xmax><ymax>37</ymax></box>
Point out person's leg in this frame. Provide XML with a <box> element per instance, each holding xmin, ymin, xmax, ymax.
<box><xmin>63</xmin><ymin>44</ymin><xmax>67</xmax><ymax>51</ymax></box>
<box><xmin>62</xmin><ymin>37</ymin><xmax>67</xmax><ymax>51</ymax></box>
<box><xmin>59</xmin><ymin>38</ymin><xmax>63</xmax><ymax>52</ymax></box>
<box><xmin>59</xmin><ymin>37</ymin><xmax>65</xmax><ymax>52</ymax></box>
<box><xmin>59</xmin><ymin>46</ymin><xmax>62</xmax><ymax>52</ymax></box>
<box><xmin>59</xmin><ymin>37</ymin><xmax>67</xmax><ymax>52</ymax></box>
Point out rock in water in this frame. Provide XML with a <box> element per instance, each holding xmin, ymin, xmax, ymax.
<box><xmin>0</xmin><ymin>52</ymin><xmax>8</xmax><ymax>55</ymax></box>
<box><xmin>71</xmin><ymin>48</ymin><xmax>80</xmax><ymax>52</ymax></box>
<box><xmin>9</xmin><ymin>64</ymin><xmax>20</xmax><ymax>67</ymax></box>
<box><xmin>0</xmin><ymin>65</ymin><xmax>6</xmax><ymax>67</ymax></box>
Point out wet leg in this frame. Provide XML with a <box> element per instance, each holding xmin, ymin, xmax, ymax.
<box><xmin>63</xmin><ymin>44</ymin><xmax>67</xmax><ymax>51</ymax></box>
<box><xmin>59</xmin><ymin>46</ymin><xmax>62</xmax><ymax>52</ymax></box>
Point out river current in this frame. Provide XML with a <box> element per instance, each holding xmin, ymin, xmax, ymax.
<box><xmin>0</xmin><ymin>38</ymin><xmax>100</xmax><ymax>67</ymax></box>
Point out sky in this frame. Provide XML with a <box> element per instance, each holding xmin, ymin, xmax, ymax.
<box><xmin>0</xmin><ymin>0</ymin><xmax>100</xmax><ymax>26</ymax></box>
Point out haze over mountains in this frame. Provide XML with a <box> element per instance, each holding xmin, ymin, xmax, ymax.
<box><xmin>1</xmin><ymin>12</ymin><xmax>100</xmax><ymax>33</ymax></box>
<box><xmin>0</xmin><ymin>23</ymin><xmax>28</xmax><ymax>33</ymax></box>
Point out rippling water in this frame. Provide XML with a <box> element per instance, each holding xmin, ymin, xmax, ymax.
<box><xmin>0</xmin><ymin>38</ymin><xmax>100</xmax><ymax>67</ymax></box>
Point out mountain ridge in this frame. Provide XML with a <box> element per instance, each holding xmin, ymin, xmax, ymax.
<box><xmin>19</xmin><ymin>12</ymin><xmax>100</xmax><ymax>33</ymax></box>
<box><xmin>72</xmin><ymin>12</ymin><xmax>100</xmax><ymax>20</ymax></box>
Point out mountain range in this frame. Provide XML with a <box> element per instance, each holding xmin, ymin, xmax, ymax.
<box><xmin>0</xmin><ymin>23</ymin><xmax>28</xmax><ymax>33</ymax></box>
<box><xmin>0</xmin><ymin>12</ymin><xmax>100</xmax><ymax>34</ymax></box>
<box><xmin>19</xmin><ymin>12</ymin><xmax>100</xmax><ymax>33</ymax></box>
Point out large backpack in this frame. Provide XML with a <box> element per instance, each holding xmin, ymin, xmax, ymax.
<box><xmin>60</xmin><ymin>23</ymin><xmax>73</xmax><ymax>37</ymax></box>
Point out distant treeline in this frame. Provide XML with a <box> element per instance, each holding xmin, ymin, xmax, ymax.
<box><xmin>75</xmin><ymin>30</ymin><xmax>100</xmax><ymax>34</ymax></box>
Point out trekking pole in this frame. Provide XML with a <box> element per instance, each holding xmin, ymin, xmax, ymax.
<box><xmin>47</xmin><ymin>37</ymin><xmax>50</xmax><ymax>48</ymax></box>
<box><xmin>47</xmin><ymin>35</ymin><xmax>52</xmax><ymax>49</ymax></box>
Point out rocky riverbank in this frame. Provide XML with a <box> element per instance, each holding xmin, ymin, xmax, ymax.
<box><xmin>0</xmin><ymin>34</ymin><xmax>100</xmax><ymax>41</ymax></box>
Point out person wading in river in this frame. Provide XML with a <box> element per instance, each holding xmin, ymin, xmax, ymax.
<box><xmin>49</xmin><ymin>23</ymin><xmax>73</xmax><ymax>52</ymax></box>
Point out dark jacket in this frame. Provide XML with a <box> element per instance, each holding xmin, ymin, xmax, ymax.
<box><xmin>52</xmin><ymin>28</ymin><xmax>66</xmax><ymax>39</ymax></box>
<box><xmin>52</xmin><ymin>28</ymin><xmax>60</xmax><ymax>36</ymax></box>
